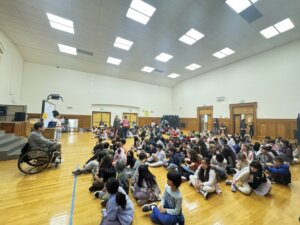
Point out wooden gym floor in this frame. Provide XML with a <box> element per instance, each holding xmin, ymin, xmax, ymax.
<box><xmin>0</xmin><ymin>132</ymin><xmax>299</xmax><ymax>225</ymax></box>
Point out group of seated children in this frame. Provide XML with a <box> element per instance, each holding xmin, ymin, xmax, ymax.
<box><xmin>72</xmin><ymin>125</ymin><xmax>297</xmax><ymax>225</ymax></box>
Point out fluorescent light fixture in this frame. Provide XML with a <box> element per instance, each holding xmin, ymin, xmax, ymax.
<box><xmin>126</xmin><ymin>8</ymin><xmax>150</xmax><ymax>25</ymax></box>
<box><xmin>213</xmin><ymin>52</ymin><xmax>226</xmax><ymax>59</ymax></box>
<box><xmin>155</xmin><ymin>52</ymin><xmax>173</xmax><ymax>62</ymax></box>
<box><xmin>220</xmin><ymin>47</ymin><xmax>235</xmax><ymax>56</ymax></box>
<box><xmin>179</xmin><ymin>28</ymin><xmax>204</xmax><ymax>45</ymax></box>
<box><xmin>47</xmin><ymin>13</ymin><xmax>74</xmax><ymax>34</ymax></box>
<box><xmin>179</xmin><ymin>35</ymin><xmax>197</xmax><ymax>45</ymax></box>
<box><xmin>126</xmin><ymin>0</ymin><xmax>156</xmax><ymax>25</ymax></box>
<box><xmin>274</xmin><ymin>18</ymin><xmax>295</xmax><ymax>33</ymax></box>
<box><xmin>130</xmin><ymin>0</ymin><xmax>156</xmax><ymax>17</ymax></box>
<box><xmin>260</xmin><ymin>26</ymin><xmax>279</xmax><ymax>39</ymax></box>
<box><xmin>57</xmin><ymin>44</ymin><xmax>77</xmax><ymax>55</ymax></box>
<box><xmin>186</xmin><ymin>29</ymin><xmax>205</xmax><ymax>40</ymax></box>
<box><xmin>114</xmin><ymin>37</ymin><xmax>134</xmax><ymax>51</ymax></box>
<box><xmin>186</xmin><ymin>63</ymin><xmax>201</xmax><ymax>71</ymax></box>
<box><xmin>168</xmin><ymin>73</ymin><xmax>181</xmax><ymax>79</ymax></box>
<box><xmin>107</xmin><ymin>57</ymin><xmax>122</xmax><ymax>65</ymax></box>
<box><xmin>225</xmin><ymin>0</ymin><xmax>252</xmax><ymax>13</ymax></box>
<box><xmin>141</xmin><ymin>66</ymin><xmax>154</xmax><ymax>72</ymax></box>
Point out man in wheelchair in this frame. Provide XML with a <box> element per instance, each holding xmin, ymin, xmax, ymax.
<box><xmin>28</xmin><ymin>122</ymin><xmax>62</xmax><ymax>164</ymax></box>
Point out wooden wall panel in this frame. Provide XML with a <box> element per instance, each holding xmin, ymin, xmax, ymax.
<box><xmin>138</xmin><ymin>117</ymin><xmax>161</xmax><ymax>127</ymax></box>
<box><xmin>256</xmin><ymin>119</ymin><xmax>296</xmax><ymax>140</ymax></box>
<box><xmin>180</xmin><ymin>118</ymin><xmax>197</xmax><ymax>131</ymax></box>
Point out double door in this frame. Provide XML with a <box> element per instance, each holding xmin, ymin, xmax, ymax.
<box><xmin>92</xmin><ymin>111</ymin><xmax>111</xmax><ymax>127</ymax></box>
<box><xmin>122</xmin><ymin>113</ymin><xmax>138</xmax><ymax>126</ymax></box>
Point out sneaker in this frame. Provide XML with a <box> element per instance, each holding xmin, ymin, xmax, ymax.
<box><xmin>142</xmin><ymin>203</ymin><xmax>157</xmax><ymax>212</ymax></box>
<box><xmin>231</xmin><ymin>184</ymin><xmax>237</xmax><ymax>192</ymax></box>
<box><xmin>94</xmin><ymin>191</ymin><xmax>104</xmax><ymax>198</ymax></box>
<box><xmin>199</xmin><ymin>188</ymin><xmax>208</xmax><ymax>200</ymax></box>
<box><xmin>225</xmin><ymin>180</ymin><xmax>232</xmax><ymax>185</ymax></box>
<box><xmin>72</xmin><ymin>169</ymin><xmax>82</xmax><ymax>176</ymax></box>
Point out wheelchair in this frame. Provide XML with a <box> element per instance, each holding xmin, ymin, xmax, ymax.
<box><xmin>18</xmin><ymin>142</ymin><xmax>61</xmax><ymax>174</ymax></box>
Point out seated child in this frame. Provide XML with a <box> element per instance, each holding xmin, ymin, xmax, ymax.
<box><xmin>100</xmin><ymin>178</ymin><xmax>134</xmax><ymax>225</ymax></box>
<box><xmin>189</xmin><ymin>157</ymin><xmax>220</xmax><ymax>199</ymax></box>
<box><xmin>132</xmin><ymin>164</ymin><xmax>161</xmax><ymax>206</ymax></box>
<box><xmin>126</xmin><ymin>150</ymin><xmax>136</xmax><ymax>170</ymax></box>
<box><xmin>142</xmin><ymin>171</ymin><xmax>184</xmax><ymax>225</ymax></box>
<box><xmin>179</xmin><ymin>149</ymin><xmax>201</xmax><ymax>181</ymax></box>
<box><xmin>95</xmin><ymin>159</ymin><xmax>130</xmax><ymax>206</ymax></box>
<box><xmin>257</xmin><ymin>145</ymin><xmax>274</xmax><ymax>168</ymax></box>
<box><xmin>131</xmin><ymin>152</ymin><xmax>147</xmax><ymax>180</ymax></box>
<box><xmin>210</xmin><ymin>154</ymin><xmax>227</xmax><ymax>180</ymax></box>
<box><xmin>165</xmin><ymin>146</ymin><xmax>181</xmax><ymax>172</ymax></box>
<box><xmin>148</xmin><ymin>144</ymin><xmax>166</xmax><ymax>167</ymax></box>
<box><xmin>230</xmin><ymin>160</ymin><xmax>271</xmax><ymax>196</ymax></box>
<box><xmin>266</xmin><ymin>156</ymin><xmax>291</xmax><ymax>185</ymax></box>
<box><xmin>89</xmin><ymin>156</ymin><xmax>116</xmax><ymax>192</ymax></box>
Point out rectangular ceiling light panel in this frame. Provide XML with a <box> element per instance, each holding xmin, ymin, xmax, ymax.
<box><xmin>220</xmin><ymin>47</ymin><xmax>235</xmax><ymax>55</ymax></box>
<box><xmin>47</xmin><ymin>13</ymin><xmax>74</xmax><ymax>34</ymax></box>
<box><xmin>126</xmin><ymin>0</ymin><xmax>156</xmax><ymax>25</ymax></box>
<box><xmin>107</xmin><ymin>57</ymin><xmax>122</xmax><ymax>65</ymax></box>
<box><xmin>186</xmin><ymin>63</ymin><xmax>201</xmax><ymax>70</ymax></box>
<box><xmin>274</xmin><ymin>18</ymin><xmax>295</xmax><ymax>33</ymax></box>
<box><xmin>141</xmin><ymin>66</ymin><xmax>155</xmax><ymax>72</ymax></box>
<box><xmin>179</xmin><ymin>28</ymin><xmax>204</xmax><ymax>45</ymax></box>
<box><xmin>58</xmin><ymin>44</ymin><xmax>77</xmax><ymax>55</ymax></box>
<box><xmin>114</xmin><ymin>37</ymin><xmax>134</xmax><ymax>50</ymax></box>
<box><xmin>213</xmin><ymin>47</ymin><xmax>235</xmax><ymax>59</ymax></box>
<box><xmin>155</xmin><ymin>52</ymin><xmax>173</xmax><ymax>62</ymax></box>
<box><xmin>225</xmin><ymin>0</ymin><xmax>252</xmax><ymax>13</ymax></box>
<box><xmin>260</xmin><ymin>26</ymin><xmax>279</xmax><ymax>38</ymax></box>
<box><xmin>168</xmin><ymin>73</ymin><xmax>181</xmax><ymax>78</ymax></box>
<box><xmin>260</xmin><ymin>18</ymin><xmax>295</xmax><ymax>39</ymax></box>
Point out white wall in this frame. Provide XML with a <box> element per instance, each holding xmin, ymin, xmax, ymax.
<box><xmin>173</xmin><ymin>40</ymin><xmax>300</xmax><ymax>119</ymax></box>
<box><xmin>21</xmin><ymin>63</ymin><xmax>173</xmax><ymax>117</ymax></box>
<box><xmin>0</xmin><ymin>30</ymin><xmax>23</xmax><ymax>104</ymax></box>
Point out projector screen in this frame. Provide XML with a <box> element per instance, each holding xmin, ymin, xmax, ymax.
<box><xmin>41</xmin><ymin>100</ymin><xmax>55</xmax><ymax>128</ymax></box>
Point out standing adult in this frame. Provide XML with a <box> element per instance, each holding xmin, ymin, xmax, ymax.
<box><xmin>121</xmin><ymin>115</ymin><xmax>130</xmax><ymax>139</ymax></box>
<box><xmin>113</xmin><ymin>115</ymin><xmax>121</xmax><ymax>138</ymax></box>
<box><xmin>249</xmin><ymin>122</ymin><xmax>254</xmax><ymax>139</ymax></box>
<box><xmin>240</xmin><ymin>119</ymin><xmax>247</xmax><ymax>138</ymax></box>
<box><xmin>52</xmin><ymin>110</ymin><xmax>62</xmax><ymax>142</ymax></box>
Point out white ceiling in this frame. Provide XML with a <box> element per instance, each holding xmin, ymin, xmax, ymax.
<box><xmin>0</xmin><ymin>0</ymin><xmax>300</xmax><ymax>87</ymax></box>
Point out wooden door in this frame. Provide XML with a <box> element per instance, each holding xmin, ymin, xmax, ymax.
<box><xmin>234</xmin><ymin>115</ymin><xmax>241</xmax><ymax>135</ymax></box>
<box><xmin>230</xmin><ymin>102</ymin><xmax>257</xmax><ymax>138</ymax></box>
<box><xmin>92</xmin><ymin>112</ymin><xmax>111</xmax><ymax>127</ymax></box>
<box><xmin>122</xmin><ymin>113</ymin><xmax>138</xmax><ymax>126</ymax></box>
<box><xmin>245</xmin><ymin>114</ymin><xmax>253</xmax><ymax>133</ymax></box>
<box><xmin>197</xmin><ymin>106</ymin><xmax>213</xmax><ymax>132</ymax></box>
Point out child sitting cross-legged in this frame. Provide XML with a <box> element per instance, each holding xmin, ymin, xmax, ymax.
<box><xmin>266</xmin><ymin>156</ymin><xmax>291</xmax><ymax>185</ymax></box>
<box><xmin>148</xmin><ymin>144</ymin><xmax>166</xmax><ymax>167</ymax></box>
<box><xmin>99</xmin><ymin>178</ymin><xmax>134</xmax><ymax>225</ymax></box>
<box><xmin>131</xmin><ymin>164</ymin><xmax>161</xmax><ymax>206</ymax></box>
<box><xmin>142</xmin><ymin>171</ymin><xmax>185</xmax><ymax>225</ymax></box>
<box><xmin>189</xmin><ymin>157</ymin><xmax>221</xmax><ymax>199</ymax></box>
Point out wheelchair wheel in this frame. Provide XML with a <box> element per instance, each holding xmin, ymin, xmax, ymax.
<box><xmin>18</xmin><ymin>150</ymin><xmax>50</xmax><ymax>174</ymax></box>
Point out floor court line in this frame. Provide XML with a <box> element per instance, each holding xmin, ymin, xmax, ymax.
<box><xmin>69</xmin><ymin>164</ymin><xmax>78</xmax><ymax>225</ymax></box>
